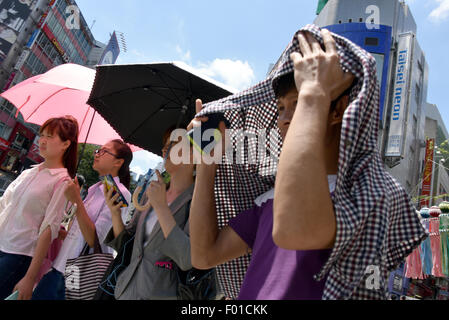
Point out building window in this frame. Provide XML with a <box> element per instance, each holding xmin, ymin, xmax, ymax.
<box><xmin>370</xmin><ymin>53</ymin><xmax>384</xmax><ymax>87</ymax></box>
<box><xmin>412</xmin><ymin>114</ymin><xmax>417</xmax><ymax>137</ymax></box>
<box><xmin>415</xmin><ymin>83</ymin><xmax>421</xmax><ymax>105</ymax></box>
<box><xmin>13</xmin><ymin>133</ymin><xmax>25</xmax><ymax>148</ymax></box>
<box><xmin>0</xmin><ymin>99</ymin><xmax>15</xmax><ymax>117</ymax></box>
<box><xmin>365</xmin><ymin>37</ymin><xmax>379</xmax><ymax>46</ymax></box>
<box><xmin>0</xmin><ymin>122</ymin><xmax>11</xmax><ymax>140</ymax></box>
<box><xmin>24</xmin><ymin>52</ymin><xmax>47</xmax><ymax>76</ymax></box>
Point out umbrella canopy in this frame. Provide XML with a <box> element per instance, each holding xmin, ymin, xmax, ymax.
<box><xmin>87</xmin><ymin>62</ymin><xmax>235</xmax><ymax>156</ymax></box>
<box><xmin>0</xmin><ymin>63</ymin><xmax>140</xmax><ymax>151</ymax></box>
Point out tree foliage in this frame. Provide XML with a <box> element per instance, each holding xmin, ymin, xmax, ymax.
<box><xmin>76</xmin><ymin>143</ymin><xmax>100</xmax><ymax>188</ymax></box>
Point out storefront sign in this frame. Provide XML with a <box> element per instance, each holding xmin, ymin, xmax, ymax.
<box><xmin>0</xmin><ymin>0</ymin><xmax>35</xmax><ymax>63</ymax></box>
<box><xmin>98</xmin><ymin>31</ymin><xmax>120</xmax><ymax>65</ymax></box>
<box><xmin>385</xmin><ymin>33</ymin><xmax>414</xmax><ymax>158</ymax></box>
<box><xmin>37</xmin><ymin>0</ymin><xmax>56</xmax><ymax>28</ymax></box>
<box><xmin>420</xmin><ymin>138</ymin><xmax>435</xmax><ymax>207</ymax></box>
<box><xmin>0</xmin><ymin>137</ymin><xmax>10</xmax><ymax>149</ymax></box>
<box><xmin>42</xmin><ymin>24</ymin><xmax>70</xmax><ymax>63</ymax></box>
<box><xmin>14</xmin><ymin>50</ymin><xmax>29</xmax><ymax>70</ymax></box>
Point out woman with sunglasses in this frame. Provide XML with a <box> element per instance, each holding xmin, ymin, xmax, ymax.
<box><xmin>32</xmin><ymin>140</ymin><xmax>133</xmax><ymax>300</ymax></box>
<box><xmin>101</xmin><ymin>127</ymin><xmax>197</xmax><ymax>300</ymax></box>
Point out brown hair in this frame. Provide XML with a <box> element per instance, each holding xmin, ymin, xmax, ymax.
<box><xmin>40</xmin><ymin>115</ymin><xmax>79</xmax><ymax>178</ymax></box>
<box><xmin>110</xmin><ymin>139</ymin><xmax>133</xmax><ymax>189</ymax></box>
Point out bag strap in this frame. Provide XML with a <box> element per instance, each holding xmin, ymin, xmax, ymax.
<box><xmin>168</xmin><ymin>186</ymin><xmax>193</xmax><ymax>229</ymax></box>
<box><xmin>78</xmin><ymin>184</ymin><xmax>108</xmax><ymax>256</ymax></box>
<box><xmin>79</xmin><ymin>231</ymin><xmax>103</xmax><ymax>256</ymax></box>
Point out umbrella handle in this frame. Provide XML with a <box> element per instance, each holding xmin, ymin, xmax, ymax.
<box><xmin>132</xmin><ymin>186</ymin><xmax>152</xmax><ymax>212</ymax></box>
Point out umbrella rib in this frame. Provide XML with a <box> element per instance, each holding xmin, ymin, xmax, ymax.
<box><xmin>146</xmin><ymin>86</ymin><xmax>186</xmax><ymax>107</ymax></box>
<box><xmin>26</xmin><ymin>87</ymin><xmax>79</xmax><ymax>121</ymax></box>
<box><xmin>124</xmin><ymin>103</ymin><xmax>168</xmax><ymax>142</ymax></box>
<box><xmin>96</xmin><ymin>85</ymin><xmax>185</xmax><ymax>108</ymax></box>
<box><xmin>14</xmin><ymin>95</ymin><xmax>31</xmax><ymax>118</ymax></box>
<box><xmin>153</xmin><ymin>70</ymin><xmax>185</xmax><ymax>106</ymax></box>
<box><xmin>149</xmin><ymin>66</ymin><xmax>191</xmax><ymax>94</ymax></box>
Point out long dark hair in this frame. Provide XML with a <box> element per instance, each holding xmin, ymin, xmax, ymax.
<box><xmin>111</xmin><ymin>139</ymin><xmax>133</xmax><ymax>189</ymax></box>
<box><xmin>40</xmin><ymin>116</ymin><xmax>79</xmax><ymax>178</ymax></box>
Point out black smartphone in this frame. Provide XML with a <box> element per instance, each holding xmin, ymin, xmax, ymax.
<box><xmin>103</xmin><ymin>174</ymin><xmax>128</xmax><ymax>207</ymax></box>
<box><xmin>186</xmin><ymin>113</ymin><xmax>229</xmax><ymax>155</ymax></box>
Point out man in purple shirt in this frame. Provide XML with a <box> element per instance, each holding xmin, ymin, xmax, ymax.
<box><xmin>189</xmin><ymin>30</ymin><xmax>353</xmax><ymax>300</ymax></box>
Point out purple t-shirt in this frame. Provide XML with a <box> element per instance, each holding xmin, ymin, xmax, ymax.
<box><xmin>229</xmin><ymin>195</ymin><xmax>332</xmax><ymax>300</ymax></box>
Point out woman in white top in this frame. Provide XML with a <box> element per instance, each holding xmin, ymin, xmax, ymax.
<box><xmin>0</xmin><ymin>116</ymin><xmax>79</xmax><ymax>300</ymax></box>
<box><xmin>31</xmin><ymin>139</ymin><xmax>132</xmax><ymax>300</ymax></box>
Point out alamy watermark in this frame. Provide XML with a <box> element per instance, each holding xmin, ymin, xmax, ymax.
<box><xmin>167</xmin><ymin>128</ymin><xmax>281</xmax><ymax>176</ymax></box>
<box><xmin>365</xmin><ymin>265</ymin><xmax>381</xmax><ymax>290</ymax></box>
<box><xmin>65</xmin><ymin>5</ymin><xmax>80</xmax><ymax>30</ymax></box>
<box><xmin>365</xmin><ymin>5</ymin><xmax>380</xmax><ymax>30</ymax></box>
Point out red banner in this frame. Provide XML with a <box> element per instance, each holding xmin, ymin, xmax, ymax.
<box><xmin>26</xmin><ymin>142</ymin><xmax>43</xmax><ymax>164</ymax></box>
<box><xmin>42</xmin><ymin>24</ymin><xmax>70</xmax><ymax>63</ymax></box>
<box><xmin>0</xmin><ymin>137</ymin><xmax>10</xmax><ymax>150</ymax></box>
<box><xmin>2</xmin><ymin>72</ymin><xmax>16</xmax><ymax>91</ymax></box>
<box><xmin>420</xmin><ymin>138</ymin><xmax>435</xmax><ymax>207</ymax></box>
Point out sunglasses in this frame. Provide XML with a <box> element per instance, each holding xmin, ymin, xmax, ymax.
<box><xmin>94</xmin><ymin>148</ymin><xmax>118</xmax><ymax>158</ymax></box>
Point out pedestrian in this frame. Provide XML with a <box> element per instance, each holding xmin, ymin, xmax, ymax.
<box><xmin>189</xmin><ymin>25</ymin><xmax>428</xmax><ymax>299</ymax></box>
<box><xmin>31</xmin><ymin>139</ymin><xmax>132</xmax><ymax>300</ymax></box>
<box><xmin>272</xmin><ymin>27</ymin><xmax>428</xmax><ymax>299</ymax></box>
<box><xmin>101</xmin><ymin>127</ymin><xmax>195</xmax><ymax>300</ymax></box>
<box><xmin>0</xmin><ymin>116</ymin><xmax>79</xmax><ymax>300</ymax></box>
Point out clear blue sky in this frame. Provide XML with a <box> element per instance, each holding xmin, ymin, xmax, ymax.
<box><xmin>75</xmin><ymin>0</ymin><xmax>449</xmax><ymax>177</ymax></box>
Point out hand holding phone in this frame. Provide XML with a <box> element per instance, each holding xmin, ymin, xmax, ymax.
<box><xmin>103</xmin><ymin>175</ymin><xmax>128</xmax><ymax>207</ymax></box>
<box><xmin>187</xmin><ymin>112</ymin><xmax>229</xmax><ymax>156</ymax></box>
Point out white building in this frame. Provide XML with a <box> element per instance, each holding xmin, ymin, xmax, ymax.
<box><xmin>314</xmin><ymin>0</ymin><xmax>437</xmax><ymax>199</ymax></box>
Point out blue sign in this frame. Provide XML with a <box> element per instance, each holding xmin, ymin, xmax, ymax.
<box><xmin>98</xmin><ymin>31</ymin><xmax>120</xmax><ymax>65</ymax></box>
<box><xmin>322</xmin><ymin>23</ymin><xmax>392</xmax><ymax>123</ymax></box>
<box><xmin>26</xmin><ymin>29</ymin><xmax>39</xmax><ymax>48</ymax></box>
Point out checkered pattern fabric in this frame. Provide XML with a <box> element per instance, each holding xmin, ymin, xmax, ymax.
<box><xmin>197</xmin><ymin>24</ymin><xmax>428</xmax><ymax>300</ymax></box>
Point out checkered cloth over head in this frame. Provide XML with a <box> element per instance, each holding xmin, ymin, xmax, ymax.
<box><xmin>197</xmin><ymin>24</ymin><xmax>428</xmax><ymax>300</ymax></box>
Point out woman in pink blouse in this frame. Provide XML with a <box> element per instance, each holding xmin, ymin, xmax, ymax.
<box><xmin>0</xmin><ymin>116</ymin><xmax>79</xmax><ymax>300</ymax></box>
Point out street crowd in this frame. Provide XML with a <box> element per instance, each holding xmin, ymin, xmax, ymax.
<box><xmin>0</xmin><ymin>25</ymin><xmax>428</xmax><ymax>300</ymax></box>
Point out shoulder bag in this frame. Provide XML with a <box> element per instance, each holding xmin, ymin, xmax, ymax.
<box><xmin>64</xmin><ymin>231</ymin><xmax>114</xmax><ymax>300</ymax></box>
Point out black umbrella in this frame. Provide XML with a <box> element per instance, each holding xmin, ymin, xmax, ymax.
<box><xmin>87</xmin><ymin>62</ymin><xmax>235</xmax><ymax>156</ymax></box>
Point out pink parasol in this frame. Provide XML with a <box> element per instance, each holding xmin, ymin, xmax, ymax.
<box><xmin>0</xmin><ymin>63</ymin><xmax>140</xmax><ymax>151</ymax></box>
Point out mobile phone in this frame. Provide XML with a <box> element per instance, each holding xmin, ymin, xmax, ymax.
<box><xmin>5</xmin><ymin>290</ymin><xmax>19</xmax><ymax>300</ymax></box>
<box><xmin>186</xmin><ymin>113</ymin><xmax>229</xmax><ymax>155</ymax></box>
<box><xmin>103</xmin><ymin>174</ymin><xmax>129</xmax><ymax>207</ymax></box>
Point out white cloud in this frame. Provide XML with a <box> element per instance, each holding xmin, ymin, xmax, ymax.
<box><xmin>176</xmin><ymin>45</ymin><xmax>191</xmax><ymax>63</ymax></box>
<box><xmin>429</xmin><ymin>0</ymin><xmax>449</xmax><ymax>22</ymax></box>
<box><xmin>117</xmin><ymin>49</ymin><xmax>153</xmax><ymax>65</ymax></box>
<box><xmin>130</xmin><ymin>150</ymin><xmax>162</xmax><ymax>178</ymax></box>
<box><xmin>195</xmin><ymin>59</ymin><xmax>255</xmax><ymax>92</ymax></box>
<box><xmin>130</xmin><ymin>165</ymin><xmax>145</xmax><ymax>177</ymax></box>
